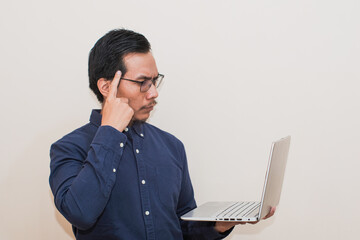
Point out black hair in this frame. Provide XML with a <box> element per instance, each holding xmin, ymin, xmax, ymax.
<box><xmin>88</xmin><ymin>29</ymin><xmax>151</xmax><ymax>102</ymax></box>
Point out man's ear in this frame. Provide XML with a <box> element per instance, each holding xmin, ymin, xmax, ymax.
<box><xmin>97</xmin><ymin>78</ymin><xmax>110</xmax><ymax>99</ymax></box>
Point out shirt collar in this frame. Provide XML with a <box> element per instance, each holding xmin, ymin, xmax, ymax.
<box><xmin>89</xmin><ymin>109</ymin><xmax>102</xmax><ymax>127</ymax></box>
<box><xmin>132</xmin><ymin>121</ymin><xmax>144</xmax><ymax>137</ymax></box>
<box><xmin>89</xmin><ymin>109</ymin><xmax>144</xmax><ymax>137</ymax></box>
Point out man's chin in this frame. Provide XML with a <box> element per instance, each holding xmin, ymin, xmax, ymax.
<box><xmin>134</xmin><ymin>118</ymin><xmax>147</xmax><ymax>124</ymax></box>
<box><xmin>132</xmin><ymin>113</ymin><xmax>150</xmax><ymax>123</ymax></box>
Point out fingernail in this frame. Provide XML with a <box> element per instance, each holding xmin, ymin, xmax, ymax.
<box><xmin>116</xmin><ymin>70</ymin><xmax>121</xmax><ymax>75</ymax></box>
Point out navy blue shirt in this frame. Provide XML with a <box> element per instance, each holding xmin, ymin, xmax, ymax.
<box><xmin>49</xmin><ymin>110</ymin><xmax>232</xmax><ymax>239</ymax></box>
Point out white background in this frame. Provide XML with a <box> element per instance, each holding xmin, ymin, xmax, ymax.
<box><xmin>0</xmin><ymin>0</ymin><xmax>359</xmax><ymax>239</ymax></box>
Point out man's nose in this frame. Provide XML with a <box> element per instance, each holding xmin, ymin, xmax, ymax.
<box><xmin>146</xmin><ymin>83</ymin><xmax>158</xmax><ymax>99</ymax></box>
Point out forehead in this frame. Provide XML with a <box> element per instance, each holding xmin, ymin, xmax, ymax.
<box><xmin>123</xmin><ymin>52</ymin><xmax>158</xmax><ymax>78</ymax></box>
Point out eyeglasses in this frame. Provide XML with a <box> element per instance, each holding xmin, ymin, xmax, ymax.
<box><xmin>120</xmin><ymin>74</ymin><xmax>164</xmax><ymax>92</ymax></box>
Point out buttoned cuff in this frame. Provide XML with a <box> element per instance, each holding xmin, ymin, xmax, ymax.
<box><xmin>207</xmin><ymin>222</ymin><xmax>234</xmax><ymax>239</ymax></box>
<box><xmin>92</xmin><ymin>126</ymin><xmax>128</xmax><ymax>155</ymax></box>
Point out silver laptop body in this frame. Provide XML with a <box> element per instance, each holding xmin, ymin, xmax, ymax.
<box><xmin>181</xmin><ymin>136</ymin><xmax>291</xmax><ymax>222</ymax></box>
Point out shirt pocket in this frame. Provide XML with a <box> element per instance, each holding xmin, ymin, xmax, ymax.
<box><xmin>156</xmin><ymin>166</ymin><xmax>182</xmax><ymax>209</ymax></box>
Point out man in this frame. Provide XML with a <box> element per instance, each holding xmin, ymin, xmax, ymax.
<box><xmin>49</xmin><ymin>29</ymin><xmax>275</xmax><ymax>240</ymax></box>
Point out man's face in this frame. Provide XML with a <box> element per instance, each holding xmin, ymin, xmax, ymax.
<box><xmin>116</xmin><ymin>52</ymin><xmax>159</xmax><ymax>122</ymax></box>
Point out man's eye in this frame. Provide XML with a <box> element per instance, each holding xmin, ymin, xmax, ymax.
<box><xmin>142</xmin><ymin>79</ymin><xmax>152</xmax><ymax>85</ymax></box>
<box><xmin>142</xmin><ymin>78</ymin><xmax>151</xmax><ymax>82</ymax></box>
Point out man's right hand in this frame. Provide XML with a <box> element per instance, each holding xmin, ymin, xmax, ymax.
<box><xmin>101</xmin><ymin>71</ymin><xmax>134</xmax><ymax>132</ymax></box>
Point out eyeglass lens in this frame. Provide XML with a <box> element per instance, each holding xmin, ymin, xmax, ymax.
<box><xmin>140</xmin><ymin>75</ymin><xmax>162</xmax><ymax>92</ymax></box>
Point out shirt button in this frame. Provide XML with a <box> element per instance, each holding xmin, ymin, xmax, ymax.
<box><xmin>120</xmin><ymin>142</ymin><xmax>124</xmax><ymax>148</ymax></box>
<box><xmin>141</xmin><ymin>180</ymin><xmax>146</xmax><ymax>185</ymax></box>
<box><xmin>145</xmin><ymin>211</ymin><xmax>150</xmax><ymax>216</ymax></box>
<box><xmin>125</xmin><ymin>127</ymin><xmax>129</xmax><ymax>132</ymax></box>
<box><xmin>140</xmin><ymin>133</ymin><xmax>144</xmax><ymax>137</ymax></box>
<box><xmin>136</xmin><ymin>149</ymin><xmax>139</xmax><ymax>154</ymax></box>
<box><xmin>113</xmin><ymin>168</ymin><xmax>116</xmax><ymax>173</ymax></box>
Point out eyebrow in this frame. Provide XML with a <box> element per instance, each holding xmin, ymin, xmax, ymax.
<box><xmin>134</xmin><ymin>73</ymin><xmax>159</xmax><ymax>80</ymax></box>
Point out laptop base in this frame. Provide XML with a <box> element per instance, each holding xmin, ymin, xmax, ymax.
<box><xmin>181</xmin><ymin>201</ymin><xmax>260</xmax><ymax>222</ymax></box>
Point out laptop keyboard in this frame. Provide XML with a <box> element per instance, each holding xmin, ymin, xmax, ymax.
<box><xmin>215</xmin><ymin>201</ymin><xmax>260</xmax><ymax>221</ymax></box>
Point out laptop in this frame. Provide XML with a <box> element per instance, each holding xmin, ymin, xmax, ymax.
<box><xmin>181</xmin><ymin>136</ymin><xmax>291</xmax><ymax>222</ymax></box>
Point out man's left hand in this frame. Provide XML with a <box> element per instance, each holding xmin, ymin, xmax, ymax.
<box><xmin>214</xmin><ymin>206</ymin><xmax>276</xmax><ymax>233</ymax></box>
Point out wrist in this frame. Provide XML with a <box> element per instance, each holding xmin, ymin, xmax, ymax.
<box><xmin>214</xmin><ymin>224</ymin><xmax>227</xmax><ymax>233</ymax></box>
<box><xmin>214</xmin><ymin>222</ymin><xmax>236</xmax><ymax>234</ymax></box>
<box><xmin>101</xmin><ymin>121</ymin><xmax>125</xmax><ymax>132</ymax></box>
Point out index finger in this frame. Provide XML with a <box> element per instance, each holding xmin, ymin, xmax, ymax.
<box><xmin>108</xmin><ymin>70</ymin><xmax>122</xmax><ymax>99</ymax></box>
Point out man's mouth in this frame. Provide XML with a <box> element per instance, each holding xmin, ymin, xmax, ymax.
<box><xmin>141</xmin><ymin>101</ymin><xmax>157</xmax><ymax>110</ymax></box>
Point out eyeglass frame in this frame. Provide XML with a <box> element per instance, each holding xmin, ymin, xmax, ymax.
<box><xmin>119</xmin><ymin>73</ymin><xmax>164</xmax><ymax>92</ymax></box>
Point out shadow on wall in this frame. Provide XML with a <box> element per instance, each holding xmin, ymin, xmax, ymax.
<box><xmin>49</xmin><ymin>191</ymin><xmax>76</xmax><ymax>239</ymax></box>
<box><xmin>228</xmin><ymin>216</ymin><xmax>275</xmax><ymax>239</ymax></box>
<box><xmin>0</xmin><ymin>124</ymin><xmax>78</xmax><ymax>240</ymax></box>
